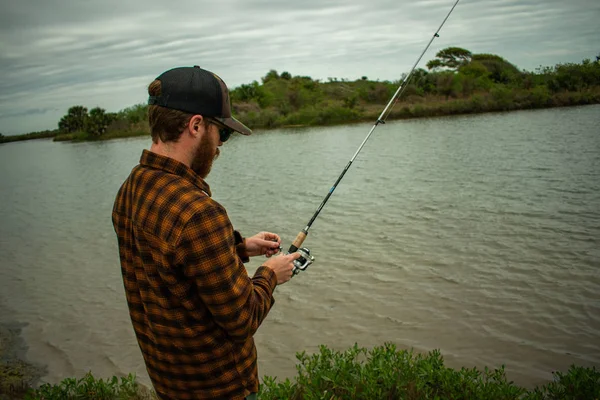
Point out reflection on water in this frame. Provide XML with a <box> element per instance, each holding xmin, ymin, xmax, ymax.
<box><xmin>0</xmin><ymin>105</ymin><xmax>599</xmax><ymax>389</ymax></box>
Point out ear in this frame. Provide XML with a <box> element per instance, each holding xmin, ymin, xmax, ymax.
<box><xmin>188</xmin><ymin>115</ymin><xmax>205</xmax><ymax>138</ymax></box>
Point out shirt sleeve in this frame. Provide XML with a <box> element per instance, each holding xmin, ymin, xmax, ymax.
<box><xmin>233</xmin><ymin>230</ymin><xmax>250</xmax><ymax>263</ymax></box>
<box><xmin>177</xmin><ymin>201</ymin><xmax>277</xmax><ymax>343</ymax></box>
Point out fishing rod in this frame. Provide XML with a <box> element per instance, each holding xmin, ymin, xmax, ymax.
<box><xmin>288</xmin><ymin>0</ymin><xmax>461</xmax><ymax>275</ymax></box>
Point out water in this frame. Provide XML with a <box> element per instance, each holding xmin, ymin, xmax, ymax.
<box><xmin>1</xmin><ymin>105</ymin><xmax>599</xmax><ymax>389</ymax></box>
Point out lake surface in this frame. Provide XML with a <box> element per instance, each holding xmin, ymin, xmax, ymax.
<box><xmin>1</xmin><ymin>105</ymin><xmax>599</xmax><ymax>390</ymax></box>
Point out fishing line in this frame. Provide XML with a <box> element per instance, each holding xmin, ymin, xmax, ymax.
<box><xmin>380</xmin><ymin>0</ymin><xmax>461</xmax><ymax>123</ymax></box>
<box><xmin>288</xmin><ymin>0</ymin><xmax>461</xmax><ymax>275</ymax></box>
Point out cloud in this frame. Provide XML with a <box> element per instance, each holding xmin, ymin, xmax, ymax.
<box><xmin>1</xmin><ymin>0</ymin><xmax>598</xmax><ymax>134</ymax></box>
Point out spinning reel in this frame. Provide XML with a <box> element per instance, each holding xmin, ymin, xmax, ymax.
<box><xmin>291</xmin><ymin>247</ymin><xmax>315</xmax><ymax>275</ymax></box>
<box><xmin>276</xmin><ymin>241</ymin><xmax>315</xmax><ymax>276</ymax></box>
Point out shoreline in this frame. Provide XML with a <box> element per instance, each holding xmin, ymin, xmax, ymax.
<box><xmin>50</xmin><ymin>97</ymin><xmax>600</xmax><ymax>142</ymax></box>
<box><xmin>3</xmin><ymin>54</ymin><xmax>599</xmax><ymax>144</ymax></box>
<box><xmin>0</xmin><ymin>323</ymin><xmax>45</xmax><ymax>399</ymax></box>
<box><xmin>2</xmin><ymin>96</ymin><xmax>599</xmax><ymax>145</ymax></box>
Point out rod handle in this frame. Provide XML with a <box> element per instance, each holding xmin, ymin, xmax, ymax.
<box><xmin>287</xmin><ymin>231</ymin><xmax>307</xmax><ymax>253</ymax></box>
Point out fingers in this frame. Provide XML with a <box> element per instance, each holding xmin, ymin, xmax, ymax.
<box><xmin>261</xmin><ymin>232</ymin><xmax>281</xmax><ymax>244</ymax></box>
<box><xmin>261</xmin><ymin>240</ymin><xmax>280</xmax><ymax>256</ymax></box>
<box><xmin>265</xmin><ymin>249</ymin><xmax>279</xmax><ymax>258</ymax></box>
<box><xmin>284</xmin><ymin>261</ymin><xmax>294</xmax><ymax>282</ymax></box>
<box><xmin>274</xmin><ymin>252</ymin><xmax>302</xmax><ymax>285</ymax></box>
<box><xmin>262</xmin><ymin>235</ymin><xmax>282</xmax><ymax>257</ymax></box>
<box><xmin>255</xmin><ymin>238</ymin><xmax>279</xmax><ymax>248</ymax></box>
<box><xmin>276</xmin><ymin>264</ymin><xmax>294</xmax><ymax>285</ymax></box>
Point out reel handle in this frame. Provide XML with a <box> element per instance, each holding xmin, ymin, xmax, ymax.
<box><xmin>275</xmin><ymin>230</ymin><xmax>314</xmax><ymax>276</ymax></box>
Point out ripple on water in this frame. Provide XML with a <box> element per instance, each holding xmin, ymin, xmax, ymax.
<box><xmin>1</xmin><ymin>106</ymin><xmax>600</xmax><ymax>388</ymax></box>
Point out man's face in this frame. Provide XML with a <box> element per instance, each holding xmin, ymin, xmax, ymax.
<box><xmin>191</xmin><ymin>122</ymin><xmax>220</xmax><ymax>178</ymax></box>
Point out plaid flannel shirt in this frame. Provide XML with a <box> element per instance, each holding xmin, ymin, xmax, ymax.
<box><xmin>112</xmin><ymin>150</ymin><xmax>277</xmax><ymax>400</ymax></box>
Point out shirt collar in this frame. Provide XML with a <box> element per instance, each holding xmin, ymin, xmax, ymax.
<box><xmin>139</xmin><ymin>149</ymin><xmax>212</xmax><ymax>197</ymax></box>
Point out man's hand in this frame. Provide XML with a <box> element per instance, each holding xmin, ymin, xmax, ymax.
<box><xmin>245</xmin><ymin>231</ymin><xmax>282</xmax><ymax>258</ymax></box>
<box><xmin>263</xmin><ymin>252</ymin><xmax>301</xmax><ymax>285</ymax></box>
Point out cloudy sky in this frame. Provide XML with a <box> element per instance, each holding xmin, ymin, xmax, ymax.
<box><xmin>1</xmin><ymin>0</ymin><xmax>598</xmax><ymax>135</ymax></box>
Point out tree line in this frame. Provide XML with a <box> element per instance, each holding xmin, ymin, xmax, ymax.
<box><xmin>226</xmin><ymin>47</ymin><xmax>600</xmax><ymax>129</ymax></box>
<box><xmin>2</xmin><ymin>47</ymin><xmax>599</xmax><ymax>143</ymax></box>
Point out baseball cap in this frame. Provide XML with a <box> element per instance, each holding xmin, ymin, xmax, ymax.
<box><xmin>148</xmin><ymin>65</ymin><xmax>252</xmax><ymax>136</ymax></box>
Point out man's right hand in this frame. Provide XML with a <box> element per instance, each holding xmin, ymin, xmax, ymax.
<box><xmin>262</xmin><ymin>252</ymin><xmax>301</xmax><ymax>285</ymax></box>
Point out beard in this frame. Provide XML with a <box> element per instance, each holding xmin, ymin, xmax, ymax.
<box><xmin>191</xmin><ymin>135</ymin><xmax>220</xmax><ymax>178</ymax></box>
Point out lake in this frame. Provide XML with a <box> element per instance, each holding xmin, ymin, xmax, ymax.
<box><xmin>1</xmin><ymin>105</ymin><xmax>599</xmax><ymax>390</ymax></box>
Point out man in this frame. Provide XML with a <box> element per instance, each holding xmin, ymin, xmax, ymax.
<box><xmin>112</xmin><ymin>65</ymin><xmax>300</xmax><ymax>400</ymax></box>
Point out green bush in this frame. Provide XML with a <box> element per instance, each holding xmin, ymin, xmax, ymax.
<box><xmin>22</xmin><ymin>372</ymin><xmax>152</xmax><ymax>400</ymax></box>
<box><xmin>470</xmin><ymin>94</ymin><xmax>487</xmax><ymax>112</ymax></box>
<box><xmin>117</xmin><ymin>104</ymin><xmax>147</xmax><ymax>125</ymax></box>
<box><xmin>4</xmin><ymin>345</ymin><xmax>598</xmax><ymax>399</ymax></box>
<box><xmin>259</xmin><ymin>344</ymin><xmax>600</xmax><ymax>400</ymax></box>
<box><xmin>526</xmin><ymin>365</ymin><xmax>600</xmax><ymax>400</ymax></box>
<box><xmin>317</xmin><ymin>104</ymin><xmax>361</xmax><ymax>125</ymax></box>
<box><xmin>281</xmin><ymin>107</ymin><xmax>321</xmax><ymax>126</ymax></box>
<box><xmin>528</xmin><ymin>86</ymin><xmax>552</xmax><ymax>107</ymax></box>
<box><xmin>53</xmin><ymin>131</ymin><xmax>88</xmax><ymax>142</ymax></box>
<box><xmin>490</xmin><ymin>85</ymin><xmax>514</xmax><ymax>111</ymax></box>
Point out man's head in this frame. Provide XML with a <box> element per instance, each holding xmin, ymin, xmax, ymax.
<box><xmin>147</xmin><ymin>66</ymin><xmax>252</xmax><ymax>177</ymax></box>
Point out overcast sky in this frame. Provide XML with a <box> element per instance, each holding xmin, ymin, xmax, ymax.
<box><xmin>0</xmin><ymin>0</ymin><xmax>598</xmax><ymax>135</ymax></box>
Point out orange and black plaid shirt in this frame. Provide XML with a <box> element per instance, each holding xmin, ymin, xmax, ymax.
<box><xmin>112</xmin><ymin>149</ymin><xmax>278</xmax><ymax>400</ymax></box>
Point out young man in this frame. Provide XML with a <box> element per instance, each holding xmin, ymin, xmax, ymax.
<box><xmin>112</xmin><ymin>66</ymin><xmax>300</xmax><ymax>400</ymax></box>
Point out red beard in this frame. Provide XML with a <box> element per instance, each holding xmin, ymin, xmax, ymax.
<box><xmin>191</xmin><ymin>135</ymin><xmax>219</xmax><ymax>178</ymax></box>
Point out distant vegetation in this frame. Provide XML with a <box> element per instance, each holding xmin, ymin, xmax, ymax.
<box><xmin>2</xmin><ymin>344</ymin><xmax>598</xmax><ymax>399</ymax></box>
<box><xmin>2</xmin><ymin>48</ymin><xmax>599</xmax><ymax>144</ymax></box>
<box><xmin>0</xmin><ymin>130</ymin><xmax>56</xmax><ymax>144</ymax></box>
<box><xmin>51</xmin><ymin>104</ymin><xmax>148</xmax><ymax>142</ymax></box>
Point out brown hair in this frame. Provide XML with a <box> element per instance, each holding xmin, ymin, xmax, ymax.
<box><xmin>148</xmin><ymin>80</ymin><xmax>198</xmax><ymax>143</ymax></box>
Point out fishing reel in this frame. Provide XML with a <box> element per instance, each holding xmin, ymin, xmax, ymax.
<box><xmin>291</xmin><ymin>247</ymin><xmax>315</xmax><ymax>275</ymax></box>
<box><xmin>274</xmin><ymin>239</ymin><xmax>315</xmax><ymax>276</ymax></box>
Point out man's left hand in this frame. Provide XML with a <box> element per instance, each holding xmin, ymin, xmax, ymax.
<box><xmin>245</xmin><ymin>232</ymin><xmax>282</xmax><ymax>258</ymax></box>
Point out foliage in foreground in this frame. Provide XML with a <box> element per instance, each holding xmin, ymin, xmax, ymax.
<box><xmin>0</xmin><ymin>372</ymin><xmax>155</xmax><ymax>400</ymax></box>
<box><xmin>259</xmin><ymin>343</ymin><xmax>600</xmax><ymax>400</ymax></box>
<box><xmin>1</xmin><ymin>344</ymin><xmax>598</xmax><ymax>399</ymax></box>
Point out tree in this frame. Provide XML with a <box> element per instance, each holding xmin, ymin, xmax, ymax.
<box><xmin>426</xmin><ymin>47</ymin><xmax>472</xmax><ymax>71</ymax></box>
<box><xmin>458</xmin><ymin>61</ymin><xmax>489</xmax><ymax>78</ymax></box>
<box><xmin>85</xmin><ymin>107</ymin><xmax>115</xmax><ymax>137</ymax></box>
<box><xmin>118</xmin><ymin>104</ymin><xmax>147</xmax><ymax>124</ymax></box>
<box><xmin>549</xmin><ymin>59</ymin><xmax>600</xmax><ymax>92</ymax></box>
<box><xmin>232</xmin><ymin>81</ymin><xmax>265</xmax><ymax>103</ymax></box>
<box><xmin>435</xmin><ymin>72</ymin><xmax>460</xmax><ymax>98</ymax></box>
<box><xmin>280</xmin><ymin>71</ymin><xmax>292</xmax><ymax>80</ymax></box>
<box><xmin>409</xmin><ymin>68</ymin><xmax>435</xmax><ymax>93</ymax></box>
<box><xmin>262</xmin><ymin>70</ymin><xmax>280</xmax><ymax>84</ymax></box>
<box><xmin>471</xmin><ymin>54</ymin><xmax>521</xmax><ymax>84</ymax></box>
<box><xmin>58</xmin><ymin>105</ymin><xmax>88</xmax><ymax>133</ymax></box>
